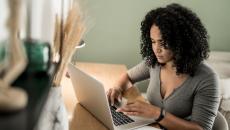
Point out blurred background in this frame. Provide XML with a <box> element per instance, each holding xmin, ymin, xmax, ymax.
<box><xmin>1</xmin><ymin>0</ymin><xmax>230</xmax><ymax>68</ymax></box>
<box><xmin>1</xmin><ymin>0</ymin><xmax>230</xmax><ymax>90</ymax></box>
<box><xmin>73</xmin><ymin>0</ymin><xmax>230</xmax><ymax>68</ymax></box>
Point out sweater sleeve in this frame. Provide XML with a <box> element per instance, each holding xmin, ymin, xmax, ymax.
<box><xmin>127</xmin><ymin>61</ymin><xmax>150</xmax><ymax>84</ymax></box>
<box><xmin>191</xmin><ymin>73</ymin><xmax>221</xmax><ymax>130</ymax></box>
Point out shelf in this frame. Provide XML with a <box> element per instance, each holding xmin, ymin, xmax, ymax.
<box><xmin>0</xmin><ymin>63</ymin><xmax>58</xmax><ymax>130</ymax></box>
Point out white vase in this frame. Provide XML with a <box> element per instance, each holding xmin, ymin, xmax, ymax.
<box><xmin>35</xmin><ymin>86</ymin><xmax>69</xmax><ymax>130</ymax></box>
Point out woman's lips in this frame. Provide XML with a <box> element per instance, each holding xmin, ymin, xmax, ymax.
<box><xmin>156</xmin><ymin>55</ymin><xmax>163</xmax><ymax>59</ymax></box>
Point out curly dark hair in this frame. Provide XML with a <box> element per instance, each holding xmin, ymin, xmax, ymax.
<box><xmin>140</xmin><ymin>3</ymin><xmax>209</xmax><ymax>76</ymax></box>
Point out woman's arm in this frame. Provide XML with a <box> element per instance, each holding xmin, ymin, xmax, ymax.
<box><xmin>107</xmin><ymin>72</ymin><xmax>133</xmax><ymax>105</ymax></box>
<box><xmin>107</xmin><ymin>61</ymin><xmax>150</xmax><ymax>105</ymax></box>
<box><xmin>117</xmin><ymin>73</ymin><xmax>220</xmax><ymax>130</ymax></box>
<box><xmin>114</xmin><ymin>72</ymin><xmax>133</xmax><ymax>92</ymax></box>
<box><xmin>117</xmin><ymin>100</ymin><xmax>203</xmax><ymax>130</ymax></box>
<box><xmin>159</xmin><ymin>110</ymin><xmax>203</xmax><ymax>130</ymax></box>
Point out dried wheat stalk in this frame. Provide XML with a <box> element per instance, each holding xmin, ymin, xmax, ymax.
<box><xmin>53</xmin><ymin>0</ymin><xmax>86</xmax><ymax>86</ymax></box>
<box><xmin>52</xmin><ymin>15</ymin><xmax>61</xmax><ymax>63</ymax></box>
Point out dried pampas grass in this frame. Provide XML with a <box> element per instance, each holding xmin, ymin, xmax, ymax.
<box><xmin>53</xmin><ymin>0</ymin><xmax>86</xmax><ymax>86</ymax></box>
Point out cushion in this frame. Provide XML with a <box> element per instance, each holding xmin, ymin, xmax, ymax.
<box><xmin>220</xmin><ymin>78</ymin><xmax>230</xmax><ymax>99</ymax></box>
<box><xmin>206</xmin><ymin>51</ymin><xmax>230</xmax><ymax>99</ymax></box>
<box><xmin>206</xmin><ymin>51</ymin><xmax>230</xmax><ymax>79</ymax></box>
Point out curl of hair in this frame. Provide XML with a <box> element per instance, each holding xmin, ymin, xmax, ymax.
<box><xmin>140</xmin><ymin>3</ymin><xmax>209</xmax><ymax>76</ymax></box>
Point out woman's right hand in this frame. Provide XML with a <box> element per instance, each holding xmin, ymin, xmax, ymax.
<box><xmin>106</xmin><ymin>87</ymin><xmax>123</xmax><ymax>106</ymax></box>
<box><xmin>107</xmin><ymin>73</ymin><xmax>133</xmax><ymax>106</ymax></box>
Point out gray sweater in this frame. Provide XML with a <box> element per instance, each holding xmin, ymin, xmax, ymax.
<box><xmin>127</xmin><ymin>61</ymin><xmax>220</xmax><ymax>130</ymax></box>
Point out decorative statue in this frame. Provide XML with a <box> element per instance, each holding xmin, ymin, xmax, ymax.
<box><xmin>0</xmin><ymin>0</ymin><xmax>28</xmax><ymax>111</ymax></box>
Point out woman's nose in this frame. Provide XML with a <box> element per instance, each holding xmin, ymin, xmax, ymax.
<box><xmin>155</xmin><ymin>46</ymin><xmax>162</xmax><ymax>53</ymax></box>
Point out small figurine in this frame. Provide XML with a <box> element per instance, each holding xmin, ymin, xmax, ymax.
<box><xmin>0</xmin><ymin>0</ymin><xmax>28</xmax><ymax>111</ymax></box>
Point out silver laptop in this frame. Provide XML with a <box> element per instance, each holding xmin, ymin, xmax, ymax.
<box><xmin>68</xmin><ymin>63</ymin><xmax>155</xmax><ymax>130</ymax></box>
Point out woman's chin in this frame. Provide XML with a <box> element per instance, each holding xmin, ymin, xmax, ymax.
<box><xmin>157</xmin><ymin>59</ymin><xmax>165</xmax><ymax>63</ymax></box>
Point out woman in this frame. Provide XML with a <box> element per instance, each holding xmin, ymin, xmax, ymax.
<box><xmin>107</xmin><ymin>3</ymin><xmax>220</xmax><ymax>130</ymax></box>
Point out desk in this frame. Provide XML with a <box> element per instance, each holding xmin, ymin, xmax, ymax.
<box><xmin>61</xmin><ymin>62</ymin><xmax>159</xmax><ymax>130</ymax></box>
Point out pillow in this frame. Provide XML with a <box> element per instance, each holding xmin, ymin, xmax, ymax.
<box><xmin>220</xmin><ymin>78</ymin><xmax>230</xmax><ymax>99</ymax></box>
<box><xmin>206</xmin><ymin>51</ymin><xmax>230</xmax><ymax>79</ymax></box>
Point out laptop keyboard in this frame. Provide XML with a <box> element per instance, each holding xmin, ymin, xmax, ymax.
<box><xmin>110</xmin><ymin>105</ymin><xmax>135</xmax><ymax>126</ymax></box>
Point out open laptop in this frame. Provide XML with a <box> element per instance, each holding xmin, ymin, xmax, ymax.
<box><xmin>67</xmin><ymin>63</ymin><xmax>155</xmax><ymax>130</ymax></box>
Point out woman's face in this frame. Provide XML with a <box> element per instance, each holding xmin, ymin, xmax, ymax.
<box><xmin>150</xmin><ymin>25</ymin><xmax>174</xmax><ymax>64</ymax></box>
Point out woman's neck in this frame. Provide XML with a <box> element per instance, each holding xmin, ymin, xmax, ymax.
<box><xmin>163</xmin><ymin>61</ymin><xmax>175</xmax><ymax>71</ymax></box>
<box><xmin>162</xmin><ymin>61</ymin><xmax>188</xmax><ymax>78</ymax></box>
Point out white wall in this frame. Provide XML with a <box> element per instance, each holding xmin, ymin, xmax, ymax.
<box><xmin>0</xmin><ymin>0</ymin><xmax>72</xmax><ymax>44</ymax></box>
<box><xmin>0</xmin><ymin>0</ymin><xmax>9</xmax><ymax>41</ymax></box>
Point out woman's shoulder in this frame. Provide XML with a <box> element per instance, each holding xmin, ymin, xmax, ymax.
<box><xmin>191</xmin><ymin>62</ymin><xmax>219</xmax><ymax>88</ymax></box>
<box><xmin>194</xmin><ymin>61</ymin><xmax>218</xmax><ymax>77</ymax></box>
<box><xmin>190</xmin><ymin>62</ymin><xmax>220</xmax><ymax>96</ymax></box>
<box><xmin>137</xmin><ymin>60</ymin><xmax>160</xmax><ymax>70</ymax></box>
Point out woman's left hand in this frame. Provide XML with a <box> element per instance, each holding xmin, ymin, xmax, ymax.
<box><xmin>116</xmin><ymin>100</ymin><xmax>160</xmax><ymax>119</ymax></box>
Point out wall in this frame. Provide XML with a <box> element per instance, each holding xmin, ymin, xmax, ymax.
<box><xmin>0</xmin><ymin>0</ymin><xmax>71</xmax><ymax>44</ymax></box>
<box><xmin>0</xmin><ymin>0</ymin><xmax>9</xmax><ymax>41</ymax></box>
<box><xmin>1</xmin><ymin>0</ymin><xmax>229</xmax><ymax>68</ymax></box>
<box><xmin>75</xmin><ymin>0</ymin><xmax>230</xmax><ymax>69</ymax></box>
